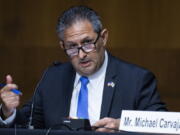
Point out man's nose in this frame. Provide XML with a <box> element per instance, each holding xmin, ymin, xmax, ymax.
<box><xmin>78</xmin><ymin>49</ymin><xmax>87</xmax><ymax>59</ymax></box>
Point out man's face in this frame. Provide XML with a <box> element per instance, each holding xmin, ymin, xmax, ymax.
<box><xmin>60</xmin><ymin>20</ymin><xmax>108</xmax><ymax>76</ymax></box>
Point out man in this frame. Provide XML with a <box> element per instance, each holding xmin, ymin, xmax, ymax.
<box><xmin>0</xmin><ymin>6</ymin><xmax>167</xmax><ymax>132</ymax></box>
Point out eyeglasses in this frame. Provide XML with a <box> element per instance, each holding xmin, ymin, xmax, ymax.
<box><xmin>63</xmin><ymin>33</ymin><xmax>100</xmax><ymax>57</ymax></box>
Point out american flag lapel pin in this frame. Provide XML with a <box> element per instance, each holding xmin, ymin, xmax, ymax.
<box><xmin>107</xmin><ymin>81</ymin><xmax>115</xmax><ymax>88</ymax></box>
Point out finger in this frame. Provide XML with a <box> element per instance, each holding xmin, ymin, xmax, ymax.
<box><xmin>1</xmin><ymin>97</ymin><xmax>20</xmax><ymax>107</ymax></box>
<box><xmin>6</xmin><ymin>75</ymin><xmax>13</xmax><ymax>84</ymax></box>
<box><xmin>95</xmin><ymin>127</ymin><xmax>108</xmax><ymax>132</ymax></box>
<box><xmin>2</xmin><ymin>94</ymin><xmax>20</xmax><ymax>101</ymax></box>
<box><xmin>105</xmin><ymin>119</ymin><xmax>120</xmax><ymax>132</ymax></box>
<box><xmin>93</xmin><ymin>117</ymin><xmax>109</xmax><ymax>127</ymax></box>
<box><xmin>5</xmin><ymin>100</ymin><xmax>20</xmax><ymax>106</ymax></box>
<box><xmin>95</xmin><ymin>126</ymin><xmax>114</xmax><ymax>132</ymax></box>
<box><xmin>3</xmin><ymin>96</ymin><xmax>20</xmax><ymax>105</ymax></box>
<box><xmin>93</xmin><ymin>118</ymin><xmax>120</xmax><ymax>132</ymax></box>
<box><xmin>1</xmin><ymin>90</ymin><xmax>18</xmax><ymax>96</ymax></box>
<box><xmin>0</xmin><ymin>84</ymin><xmax>18</xmax><ymax>93</ymax></box>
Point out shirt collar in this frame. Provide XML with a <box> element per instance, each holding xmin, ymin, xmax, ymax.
<box><xmin>74</xmin><ymin>51</ymin><xmax>108</xmax><ymax>88</ymax></box>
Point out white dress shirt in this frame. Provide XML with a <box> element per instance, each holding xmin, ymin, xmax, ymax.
<box><xmin>69</xmin><ymin>51</ymin><xmax>108</xmax><ymax>125</ymax></box>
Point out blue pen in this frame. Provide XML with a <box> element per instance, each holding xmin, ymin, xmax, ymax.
<box><xmin>0</xmin><ymin>83</ymin><xmax>22</xmax><ymax>95</ymax></box>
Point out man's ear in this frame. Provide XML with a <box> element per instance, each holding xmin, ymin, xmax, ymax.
<box><xmin>100</xmin><ymin>28</ymin><xmax>108</xmax><ymax>46</ymax></box>
<box><xmin>59</xmin><ymin>41</ymin><xmax>64</xmax><ymax>49</ymax></box>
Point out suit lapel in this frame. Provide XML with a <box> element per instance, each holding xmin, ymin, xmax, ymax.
<box><xmin>100</xmin><ymin>54</ymin><xmax>118</xmax><ymax>118</ymax></box>
<box><xmin>60</xmin><ymin>63</ymin><xmax>76</xmax><ymax>117</ymax></box>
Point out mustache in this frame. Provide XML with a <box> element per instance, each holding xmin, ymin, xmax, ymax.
<box><xmin>79</xmin><ymin>58</ymin><xmax>91</xmax><ymax>63</ymax></box>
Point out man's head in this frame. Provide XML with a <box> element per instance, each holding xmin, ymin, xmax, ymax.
<box><xmin>56</xmin><ymin>6</ymin><xmax>108</xmax><ymax>76</ymax></box>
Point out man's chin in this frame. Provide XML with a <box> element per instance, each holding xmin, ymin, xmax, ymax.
<box><xmin>78</xmin><ymin>67</ymin><xmax>96</xmax><ymax>76</ymax></box>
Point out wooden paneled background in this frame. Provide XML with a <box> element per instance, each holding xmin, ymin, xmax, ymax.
<box><xmin>0</xmin><ymin>0</ymin><xmax>180</xmax><ymax>111</ymax></box>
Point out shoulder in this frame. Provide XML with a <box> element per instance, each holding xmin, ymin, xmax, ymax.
<box><xmin>46</xmin><ymin>61</ymin><xmax>73</xmax><ymax>72</ymax></box>
<box><xmin>36</xmin><ymin>61</ymin><xmax>75</xmax><ymax>87</ymax></box>
<box><xmin>108</xmin><ymin>53</ymin><xmax>155</xmax><ymax>78</ymax></box>
<box><xmin>39</xmin><ymin>61</ymin><xmax>74</xmax><ymax>79</ymax></box>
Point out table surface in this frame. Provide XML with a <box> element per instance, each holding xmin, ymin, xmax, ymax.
<box><xmin>0</xmin><ymin>128</ymin><xmax>167</xmax><ymax>135</ymax></box>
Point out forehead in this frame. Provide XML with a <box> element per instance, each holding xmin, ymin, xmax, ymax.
<box><xmin>63</xmin><ymin>20</ymin><xmax>96</xmax><ymax>42</ymax></box>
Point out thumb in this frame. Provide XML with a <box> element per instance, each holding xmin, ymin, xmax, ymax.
<box><xmin>6</xmin><ymin>74</ymin><xmax>13</xmax><ymax>84</ymax></box>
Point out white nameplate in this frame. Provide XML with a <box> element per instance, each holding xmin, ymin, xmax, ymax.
<box><xmin>119</xmin><ymin>110</ymin><xmax>180</xmax><ymax>134</ymax></box>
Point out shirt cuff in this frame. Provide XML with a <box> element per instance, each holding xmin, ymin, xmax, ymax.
<box><xmin>0</xmin><ymin>104</ymin><xmax>16</xmax><ymax>126</ymax></box>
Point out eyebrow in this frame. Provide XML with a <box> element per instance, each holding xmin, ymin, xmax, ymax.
<box><xmin>63</xmin><ymin>41</ymin><xmax>77</xmax><ymax>48</ymax></box>
<box><xmin>64</xmin><ymin>36</ymin><xmax>94</xmax><ymax>47</ymax></box>
<box><xmin>80</xmin><ymin>37</ymin><xmax>94</xmax><ymax>44</ymax></box>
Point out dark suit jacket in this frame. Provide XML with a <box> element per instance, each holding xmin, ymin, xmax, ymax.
<box><xmin>15</xmin><ymin>53</ymin><xmax>167</xmax><ymax>129</ymax></box>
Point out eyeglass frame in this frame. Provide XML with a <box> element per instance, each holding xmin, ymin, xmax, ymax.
<box><xmin>61</xmin><ymin>32</ymin><xmax>101</xmax><ymax>57</ymax></box>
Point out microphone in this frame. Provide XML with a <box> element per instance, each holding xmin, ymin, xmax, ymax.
<box><xmin>27</xmin><ymin>69</ymin><xmax>47</xmax><ymax>129</ymax></box>
<box><xmin>28</xmin><ymin>61</ymin><xmax>61</xmax><ymax>129</ymax></box>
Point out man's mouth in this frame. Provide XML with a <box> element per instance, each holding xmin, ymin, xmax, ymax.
<box><xmin>79</xmin><ymin>60</ymin><xmax>91</xmax><ymax>67</ymax></box>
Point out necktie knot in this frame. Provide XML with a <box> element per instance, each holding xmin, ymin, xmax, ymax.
<box><xmin>80</xmin><ymin>76</ymin><xmax>89</xmax><ymax>85</ymax></box>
